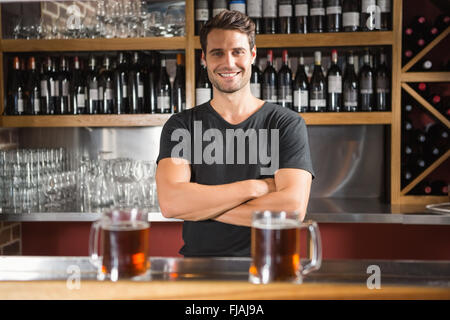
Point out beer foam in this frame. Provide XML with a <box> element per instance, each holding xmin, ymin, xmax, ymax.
<box><xmin>252</xmin><ymin>218</ymin><xmax>299</xmax><ymax>230</ymax></box>
<box><xmin>103</xmin><ymin>221</ymin><xmax>149</xmax><ymax>231</ymax></box>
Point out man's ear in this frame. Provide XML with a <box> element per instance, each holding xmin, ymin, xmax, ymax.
<box><xmin>201</xmin><ymin>51</ymin><xmax>206</xmax><ymax>66</ymax></box>
<box><xmin>251</xmin><ymin>47</ymin><xmax>257</xmax><ymax>64</ymax></box>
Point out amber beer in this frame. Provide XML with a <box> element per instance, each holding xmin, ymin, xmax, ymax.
<box><xmin>101</xmin><ymin>221</ymin><xmax>150</xmax><ymax>278</ymax></box>
<box><xmin>250</xmin><ymin>218</ymin><xmax>301</xmax><ymax>283</ymax></box>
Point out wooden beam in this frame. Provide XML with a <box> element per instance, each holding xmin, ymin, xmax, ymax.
<box><xmin>401</xmin><ymin>72</ymin><xmax>450</xmax><ymax>83</ymax></box>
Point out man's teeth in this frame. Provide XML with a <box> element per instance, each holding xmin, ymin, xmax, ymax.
<box><xmin>220</xmin><ymin>72</ymin><xmax>239</xmax><ymax>77</ymax></box>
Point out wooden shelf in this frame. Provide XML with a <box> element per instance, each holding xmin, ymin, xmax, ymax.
<box><xmin>301</xmin><ymin>112</ymin><xmax>392</xmax><ymax>125</ymax></box>
<box><xmin>401</xmin><ymin>72</ymin><xmax>450</xmax><ymax>83</ymax></box>
<box><xmin>0</xmin><ymin>114</ymin><xmax>172</xmax><ymax>127</ymax></box>
<box><xmin>0</xmin><ymin>37</ymin><xmax>186</xmax><ymax>52</ymax></box>
<box><xmin>193</xmin><ymin>31</ymin><xmax>394</xmax><ymax>49</ymax></box>
<box><xmin>396</xmin><ymin>195</ymin><xmax>449</xmax><ymax>205</ymax></box>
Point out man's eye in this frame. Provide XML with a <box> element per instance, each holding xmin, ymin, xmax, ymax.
<box><xmin>212</xmin><ymin>52</ymin><xmax>223</xmax><ymax>56</ymax></box>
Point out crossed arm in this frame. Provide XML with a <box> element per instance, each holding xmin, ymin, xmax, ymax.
<box><xmin>156</xmin><ymin>158</ymin><xmax>312</xmax><ymax>227</ymax></box>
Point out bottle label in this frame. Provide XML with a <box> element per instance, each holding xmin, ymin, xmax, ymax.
<box><xmin>263</xmin><ymin>0</ymin><xmax>277</xmax><ymax>18</ymax></box>
<box><xmin>105</xmin><ymin>88</ymin><xmax>113</xmax><ymax>101</ymax></box>
<box><xmin>122</xmin><ymin>85</ymin><xmax>128</xmax><ymax>98</ymax></box>
<box><xmin>196</xmin><ymin>9</ymin><xmax>209</xmax><ymax>21</ymax></box>
<box><xmin>250</xmin><ymin>83</ymin><xmax>261</xmax><ymax>98</ymax></box>
<box><xmin>212</xmin><ymin>8</ymin><xmax>226</xmax><ymax>17</ymax></box>
<box><xmin>89</xmin><ymin>89</ymin><xmax>99</xmax><ymax>101</ymax></box>
<box><xmin>278</xmin><ymin>87</ymin><xmax>293</xmax><ymax>103</ymax></box>
<box><xmin>196</xmin><ymin>88</ymin><xmax>212</xmax><ymax>106</ymax></box>
<box><xmin>362</xmin><ymin>0</ymin><xmax>376</xmax><ymax>11</ymax></box>
<box><xmin>50</xmin><ymin>80</ymin><xmax>58</xmax><ymax>97</ymax></box>
<box><xmin>77</xmin><ymin>93</ymin><xmax>85</xmax><ymax>107</ymax></box>
<box><xmin>295</xmin><ymin>4</ymin><xmax>308</xmax><ymax>16</ymax></box>
<box><xmin>62</xmin><ymin>82</ymin><xmax>69</xmax><ymax>97</ymax></box>
<box><xmin>360</xmin><ymin>88</ymin><xmax>373</xmax><ymax>94</ymax></box>
<box><xmin>293</xmin><ymin>90</ymin><xmax>308</xmax><ymax>107</ymax></box>
<box><xmin>34</xmin><ymin>99</ymin><xmax>40</xmax><ymax>112</ymax></box>
<box><xmin>328</xmin><ymin>75</ymin><xmax>342</xmax><ymax>93</ymax></box>
<box><xmin>138</xmin><ymin>84</ymin><xmax>144</xmax><ymax>98</ymax></box>
<box><xmin>343</xmin><ymin>12</ymin><xmax>360</xmax><ymax>27</ymax></box>
<box><xmin>157</xmin><ymin>95</ymin><xmax>171</xmax><ymax>112</ymax></box>
<box><xmin>310</xmin><ymin>8</ymin><xmax>325</xmax><ymax>16</ymax></box>
<box><xmin>310</xmin><ymin>99</ymin><xmax>326</xmax><ymax>108</ymax></box>
<box><xmin>279</xmin><ymin>4</ymin><xmax>293</xmax><ymax>17</ymax></box>
<box><xmin>360</xmin><ymin>78</ymin><xmax>373</xmax><ymax>93</ymax></box>
<box><xmin>262</xmin><ymin>85</ymin><xmax>277</xmax><ymax>103</ymax></box>
<box><xmin>247</xmin><ymin>0</ymin><xmax>262</xmax><ymax>17</ymax></box>
<box><xmin>18</xmin><ymin>99</ymin><xmax>24</xmax><ymax>113</ymax></box>
<box><xmin>40</xmin><ymin>81</ymin><xmax>48</xmax><ymax>97</ymax></box>
<box><xmin>230</xmin><ymin>3</ymin><xmax>246</xmax><ymax>14</ymax></box>
<box><xmin>377</xmin><ymin>0</ymin><xmax>390</xmax><ymax>12</ymax></box>
<box><xmin>344</xmin><ymin>90</ymin><xmax>358</xmax><ymax>107</ymax></box>
<box><xmin>376</xmin><ymin>88</ymin><xmax>390</xmax><ymax>94</ymax></box>
<box><xmin>326</xmin><ymin>6</ymin><xmax>342</xmax><ymax>15</ymax></box>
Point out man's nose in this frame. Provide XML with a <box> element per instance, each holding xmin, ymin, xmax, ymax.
<box><xmin>223</xmin><ymin>52</ymin><xmax>237</xmax><ymax>68</ymax></box>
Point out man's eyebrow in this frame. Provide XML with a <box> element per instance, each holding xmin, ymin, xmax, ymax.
<box><xmin>208</xmin><ymin>47</ymin><xmax>248</xmax><ymax>54</ymax></box>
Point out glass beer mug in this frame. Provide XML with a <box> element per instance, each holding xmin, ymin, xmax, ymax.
<box><xmin>89</xmin><ymin>208</ymin><xmax>150</xmax><ymax>281</ymax></box>
<box><xmin>249</xmin><ymin>211</ymin><xmax>322</xmax><ymax>284</ymax></box>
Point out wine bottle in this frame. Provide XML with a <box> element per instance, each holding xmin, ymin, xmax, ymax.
<box><xmin>114</xmin><ymin>52</ymin><xmax>129</xmax><ymax>114</ymax></box>
<box><xmin>377</xmin><ymin>0</ymin><xmax>391</xmax><ymax>31</ymax></box>
<box><xmin>7</xmin><ymin>56</ymin><xmax>26</xmax><ymax>115</ymax></box>
<box><xmin>229</xmin><ymin>0</ymin><xmax>246</xmax><ymax>14</ymax></box>
<box><xmin>129</xmin><ymin>52</ymin><xmax>145</xmax><ymax>114</ymax></box>
<box><xmin>57</xmin><ymin>56</ymin><xmax>70</xmax><ymax>115</ymax></box>
<box><xmin>195</xmin><ymin>0</ymin><xmax>210</xmax><ymax>35</ymax></box>
<box><xmin>173</xmin><ymin>53</ymin><xmax>186</xmax><ymax>113</ymax></box>
<box><xmin>278</xmin><ymin>49</ymin><xmax>293</xmax><ymax>109</ymax></box>
<box><xmin>375</xmin><ymin>49</ymin><xmax>390</xmax><ymax>111</ymax></box>
<box><xmin>430</xmin><ymin>180</ymin><xmax>449</xmax><ymax>196</ymax></box>
<box><xmin>310</xmin><ymin>0</ymin><xmax>325</xmax><ymax>33</ymax></box>
<box><xmin>263</xmin><ymin>0</ymin><xmax>277</xmax><ymax>34</ymax></box>
<box><xmin>361</xmin><ymin>0</ymin><xmax>376</xmax><ymax>31</ymax></box>
<box><xmin>326</xmin><ymin>0</ymin><xmax>342</xmax><ymax>32</ymax></box>
<box><xmin>212</xmin><ymin>0</ymin><xmax>228</xmax><ymax>17</ymax></box>
<box><xmin>278</xmin><ymin>0</ymin><xmax>293</xmax><ymax>34</ymax></box>
<box><xmin>410</xmin><ymin>181</ymin><xmax>432</xmax><ymax>195</ymax></box>
<box><xmin>247</xmin><ymin>0</ymin><xmax>263</xmax><ymax>34</ymax></box>
<box><xmin>309</xmin><ymin>51</ymin><xmax>327</xmax><ymax>112</ymax></box>
<box><xmin>406</xmin><ymin>153</ymin><xmax>427</xmax><ymax>177</ymax></box>
<box><xmin>99</xmin><ymin>56</ymin><xmax>115</xmax><ymax>114</ymax></box>
<box><xmin>293</xmin><ymin>54</ymin><xmax>309</xmax><ymax>112</ymax></box>
<box><xmin>40</xmin><ymin>57</ymin><xmax>58</xmax><ymax>115</ymax></box>
<box><xmin>86</xmin><ymin>55</ymin><xmax>99</xmax><ymax>115</ymax></box>
<box><xmin>25</xmin><ymin>56</ymin><xmax>41</xmax><ymax>115</ymax></box>
<box><xmin>359</xmin><ymin>49</ymin><xmax>375</xmax><ymax>111</ymax></box>
<box><xmin>343</xmin><ymin>52</ymin><xmax>358</xmax><ymax>112</ymax></box>
<box><xmin>342</xmin><ymin>0</ymin><xmax>360</xmax><ymax>32</ymax></box>
<box><xmin>250</xmin><ymin>59</ymin><xmax>262</xmax><ymax>99</ymax></box>
<box><xmin>156</xmin><ymin>57</ymin><xmax>172</xmax><ymax>114</ymax></box>
<box><xmin>70</xmin><ymin>56</ymin><xmax>86</xmax><ymax>115</ymax></box>
<box><xmin>401</xmin><ymin>167</ymin><xmax>413</xmax><ymax>188</ymax></box>
<box><xmin>327</xmin><ymin>49</ymin><xmax>342</xmax><ymax>112</ymax></box>
<box><xmin>411</xmin><ymin>58</ymin><xmax>433</xmax><ymax>72</ymax></box>
<box><xmin>196</xmin><ymin>59</ymin><xmax>212</xmax><ymax>106</ymax></box>
<box><xmin>262</xmin><ymin>50</ymin><xmax>278</xmax><ymax>104</ymax></box>
<box><xmin>294</xmin><ymin>0</ymin><xmax>308</xmax><ymax>33</ymax></box>
<box><xmin>433</xmin><ymin>14</ymin><xmax>450</xmax><ymax>34</ymax></box>
<box><xmin>426</xmin><ymin>123</ymin><xmax>449</xmax><ymax>151</ymax></box>
<box><xmin>415</xmin><ymin>82</ymin><xmax>429</xmax><ymax>100</ymax></box>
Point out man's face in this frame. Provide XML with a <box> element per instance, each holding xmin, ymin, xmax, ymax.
<box><xmin>203</xmin><ymin>29</ymin><xmax>256</xmax><ymax>94</ymax></box>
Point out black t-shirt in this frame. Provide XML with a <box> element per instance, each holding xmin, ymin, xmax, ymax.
<box><xmin>157</xmin><ymin>102</ymin><xmax>315</xmax><ymax>257</ymax></box>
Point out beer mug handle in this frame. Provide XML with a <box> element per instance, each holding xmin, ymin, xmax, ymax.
<box><xmin>89</xmin><ymin>220</ymin><xmax>101</xmax><ymax>268</ymax></box>
<box><xmin>300</xmin><ymin>220</ymin><xmax>322</xmax><ymax>276</ymax></box>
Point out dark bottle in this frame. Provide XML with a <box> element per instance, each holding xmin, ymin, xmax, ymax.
<box><xmin>25</xmin><ymin>56</ymin><xmax>41</xmax><ymax>115</ymax></box>
<box><xmin>408</xmin><ymin>16</ymin><xmax>430</xmax><ymax>51</ymax></box>
<box><xmin>326</xmin><ymin>0</ymin><xmax>342</xmax><ymax>32</ymax></box>
<box><xmin>196</xmin><ymin>59</ymin><xmax>212</xmax><ymax>106</ymax></box>
<box><xmin>250</xmin><ymin>59</ymin><xmax>262</xmax><ymax>99</ymax></box>
<box><xmin>86</xmin><ymin>55</ymin><xmax>100</xmax><ymax>114</ymax></box>
<box><xmin>128</xmin><ymin>52</ymin><xmax>145</xmax><ymax>114</ymax></box>
<box><xmin>293</xmin><ymin>54</ymin><xmax>309</xmax><ymax>112</ymax></box>
<box><xmin>294</xmin><ymin>0</ymin><xmax>308</xmax><ymax>34</ymax></box>
<box><xmin>426</xmin><ymin>123</ymin><xmax>449</xmax><ymax>151</ymax></box>
<box><xmin>41</xmin><ymin>57</ymin><xmax>58</xmax><ymax>115</ymax></box>
<box><xmin>278</xmin><ymin>0</ymin><xmax>293</xmax><ymax>34</ymax></box>
<box><xmin>411</xmin><ymin>58</ymin><xmax>433</xmax><ymax>72</ymax></box>
<box><xmin>361</xmin><ymin>0</ymin><xmax>376</xmax><ymax>31</ymax></box>
<box><xmin>212</xmin><ymin>0</ymin><xmax>228</xmax><ymax>17</ymax></box>
<box><xmin>6</xmin><ymin>56</ymin><xmax>26</xmax><ymax>115</ymax></box>
<box><xmin>401</xmin><ymin>167</ymin><xmax>413</xmax><ymax>188</ymax></box>
<box><xmin>99</xmin><ymin>56</ymin><xmax>115</xmax><ymax>114</ymax></box>
<box><xmin>359</xmin><ymin>49</ymin><xmax>375</xmax><ymax>111</ymax></box>
<box><xmin>277</xmin><ymin>49</ymin><xmax>293</xmax><ymax>109</ymax></box>
<box><xmin>343</xmin><ymin>52</ymin><xmax>358</xmax><ymax>112</ymax></box>
<box><xmin>114</xmin><ymin>52</ymin><xmax>129</xmax><ymax>114</ymax></box>
<box><xmin>262</xmin><ymin>49</ymin><xmax>278</xmax><ymax>104</ymax></box>
<box><xmin>327</xmin><ymin>49</ymin><xmax>342</xmax><ymax>112</ymax></box>
<box><xmin>229</xmin><ymin>0</ymin><xmax>246</xmax><ymax>13</ymax></box>
<box><xmin>263</xmin><ymin>0</ymin><xmax>277</xmax><ymax>34</ymax></box>
<box><xmin>377</xmin><ymin>0</ymin><xmax>391</xmax><ymax>31</ymax></box>
<box><xmin>145</xmin><ymin>56</ymin><xmax>158</xmax><ymax>114</ymax></box>
<box><xmin>309</xmin><ymin>51</ymin><xmax>327</xmax><ymax>112</ymax></box>
<box><xmin>173</xmin><ymin>53</ymin><xmax>186</xmax><ymax>113</ymax></box>
<box><xmin>70</xmin><ymin>56</ymin><xmax>86</xmax><ymax>115</ymax></box>
<box><xmin>433</xmin><ymin>14</ymin><xmax>450</xmax><ymax>34</ymax></box>
<box><xmin>56</xmin><ymin>56</ymin><xmax>70</xmax><ymax>115</ymax></box>
<box><xmin>310</xmin><ymin>0</ymin><xmax>325</xmax><ymax>33</ymax></box>
<box><xmin>430</xmin><ymin>180</ymin><xmax>449</xmax><ymax>196</ymax></box>
<box><xmin>195</xmin><ymin>0</ymin><xmax>210</xmax><ymax>35</ymax></box>
<box><xmin>415</xmin><ymin>82</ymin><xmax>429</xmax><ymax>100</ymax></box>
<box><xmin>342</xmin><ymin>0</ymin><xmax>360</xmax><ymax>32</ymax></box>
<box><xmin>410</xmin><ymin>181</ymin><xmax>433</xmax><ymax>195</ymax></box>
<box><xmin>156</xmin><ymin>57</ymin><xmax>172</xmax><ymax>114</ymax></box>
<box><xmin>247</xmin><ymin>0</ymin><xmax>263</xmax><ymax>34</ymax></box>
<box><xmin>406</xmin><ymin>153</ymin><xmax>427</xmax><ymax>177</ymax></box>
<box><xmin>375</xmin><ymin>50</ymin><xmax>390</xmax><ymax>111</ymax></box>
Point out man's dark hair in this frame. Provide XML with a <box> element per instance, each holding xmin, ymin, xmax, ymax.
<box><xmin>199</xmin><ymin>10</ymin><xmax>256</xmax><ymax>54</ymax></box>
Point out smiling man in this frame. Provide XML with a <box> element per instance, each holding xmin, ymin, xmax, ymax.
<box><xmin>156</xmin><ymin>10</ymin><xmax>315</xmax><ymax>257</ymax></box>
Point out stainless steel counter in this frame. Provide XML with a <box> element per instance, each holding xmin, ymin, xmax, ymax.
<box><xmin>1</xmin><ymin>198</ymin><xmax>449</xmax><ymax>225</ymax></box>
<box><xmin>0</xmin><ymin>256</ymin><xmax>449</xmax><ymax>288</ymax></box>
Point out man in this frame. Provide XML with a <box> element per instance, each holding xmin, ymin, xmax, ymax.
<box><xmin>156</xmin><ymin>10</ymin><xmax>314</xmax><ymax>257</ymax></box>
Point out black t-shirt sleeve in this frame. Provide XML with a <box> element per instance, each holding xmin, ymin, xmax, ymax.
<box><xmin>157</xmin><ymin>114</ymin><xmax>191</xmax><ymax>164</ymax></box>
<box><xmin>278</xmin><ymin>115</ymin><xmax>315</xmax><ymax>179</ymax></box>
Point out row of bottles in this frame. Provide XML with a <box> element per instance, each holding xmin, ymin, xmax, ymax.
<box><xmin>195</xmin><ymin>0</ymin><xmax>392</xmax><ymax>35</ymax></box>
<box><xmin>196</xmin><ymin>48</ymin><xmax>390</xmax><ymax>111</ymax></box>
<box><xmin>413</xmin><ymin>82</ymin><xmax>449</xmax><ymax>120</ymax></box>
<box><xmin>4</xmin><ymin>52</ymin><xmax>186</xmax><ymax>116</ymax></box>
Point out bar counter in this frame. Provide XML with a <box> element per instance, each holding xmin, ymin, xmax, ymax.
<box><xmin>0</xmin><ymin>256</ymin><xmax>449</xmax><ymax>299</ymax></box>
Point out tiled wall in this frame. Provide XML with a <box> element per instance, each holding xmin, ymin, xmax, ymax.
<box><xmin>41</xmin><ymin>1</ymin><xmax>96</xmax><ymax>22</ymax></box>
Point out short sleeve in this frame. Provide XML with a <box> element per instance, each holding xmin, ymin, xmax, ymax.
<box><xmin>157</xmin><ymin>114</ymin><xmax>191</xmax><ymax>164</ymax></box>
<box><xmin>278</xmin><ymin>115</ymin><xmax>315</xmax><ymax>179</ymax></box>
